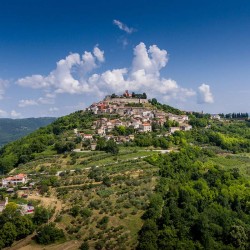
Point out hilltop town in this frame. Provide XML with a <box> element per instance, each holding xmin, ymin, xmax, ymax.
<box><xmin>77</xmin><ymin>91</ymin><xmax>192</xmax><ymax>147</ymax></box>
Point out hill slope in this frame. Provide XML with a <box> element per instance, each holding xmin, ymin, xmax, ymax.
<box><xmin>2</xmin><ymin>99</ymin><xmax>250</xmax><ymax>249</ymax></box>
<box><xmin>0</xmin><ymin>117</ymin><xmax>56</xmax><ymax>147</ymax></box>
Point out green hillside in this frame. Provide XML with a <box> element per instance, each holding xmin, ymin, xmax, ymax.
<box><xmin>1</xmin><ymin>101</ymin><xmax>250</xmax><ymax>249</ymax></box>
<box><xmin>0</xmin><ymin>117</ymin><xmax>56</xmax><ymax>147</ymax></box>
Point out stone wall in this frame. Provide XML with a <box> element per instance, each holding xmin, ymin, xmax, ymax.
<box><xmin>104</xmin><ymin>97</ymin><xmax>148</xmax><ymax>104</ymax></box>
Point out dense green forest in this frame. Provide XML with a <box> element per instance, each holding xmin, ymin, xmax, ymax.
<box><xmin>138</xmin><ymin>146</ymin><xmax>250</xmax><ymax>250</ymax></box>
<box><xmin>0</xmin><ymin>117</ymin><xmax>56</xmax><ymax>147</ymax></box>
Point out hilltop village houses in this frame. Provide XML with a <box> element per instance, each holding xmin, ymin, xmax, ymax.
<box><xmin>76</xmin><ymin>91</ymin><xmax>192</xmax><ymax>145</ymax></box>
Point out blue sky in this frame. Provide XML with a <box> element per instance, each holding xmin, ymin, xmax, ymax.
<box><xmin>0</xmin><ymin>0</ymin><xmax>250</xmax><ymax>118</ymax></box>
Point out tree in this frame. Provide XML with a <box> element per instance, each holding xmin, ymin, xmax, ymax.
<box><xmin>103</xmin><ymin>176</ymin><xmax>112</xmax><ymax>187</ymax></box>
<box><xmin>0</xmin><ymin>222</ymin><xmax>17</xmax><ymax>247</ymax></box>
<box><xmin>36</xmin><ymin>223</ymin><xmax>64</xmax><ymax>244</ymax></box>
<box><xmin>33</xmin><ymin>206</ymin><xmax>52</xmax><ymax>225</ymax></box>
<box><xmin>2</xmin><ymin>202</ymin><xmax>20</xmax><ymax>222</ymax></box>
<box><xmin>229</xmin><ymin>225</ymin><xmax>247</xmax><ymax>249</ymax></box>
<box><xmin>80</xmin><ymin>241</ymin><xmax>89</xmax><ymax>250</ymax></box>
<box><xmin>151</xmin><ymin>98</ymin><xmax>158</xmax><ymax>105</ymax></box>
<box><xmin>54</xmin><ymin>141</ymin><xmax>75</xmax><ymax>154</ymax></box>
<box><xmin>137</xmin><ymin>219</ymin><xmax>158</xmax><ymax>250</ymax></box>
<box><xmin>71</xmin><ymin>205</ymin><xmax>80</xmax><ymax>217</ymax></box>
<box><xmin>15</xmin><ymin>216</ymin><xmax>34</xmax><ymax>239</ymax></box>
<box><xmin>96</xmin><ymin>137</ymin><xmax>106</xmax><ymax>151</ymax></box>
<box><xmin>105</xmin><ymin>139</ymin><xmax>119</xmax><ymax>155</ymax></box>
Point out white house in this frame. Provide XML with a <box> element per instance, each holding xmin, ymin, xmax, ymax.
<box><xmin>97</xmin><ymin>127</ymin><xmax>105</xmax><ymax>135</ymax></box>
<box><xmin>211</xmin><ymin>114</ymin><xmax>221</xmax><ymax>120</ymax></box>
<box><xmin>180</xmin><ymin>125</ymin><xmax>192</xmax><ymax>131</ymax></box>
<box><xmin>139</xmin><ymin>123</ymin><xmax>152</xmax><ymax>132</ymax></box>
<box><xmin>169</xmin><ymin>127</ymin><xmax>181</xmax><ymax>134</ymax></box>
<box><xmin>83</xmin><ymin>134</ymin><xmax>93</xmax><ymax>140</ymax></box>
<box><xmin>132</xmin><ymin>120</ymin><xmax>141</xmax><ymax>129</ymax></box>
<box><xmin>2</xmin><ymin>174</ymin><xmax>27</xmax><ymax>187</ymax></box>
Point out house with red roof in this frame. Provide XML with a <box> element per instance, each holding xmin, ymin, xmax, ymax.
<box><xmin>2</xmin><ymin>174</ymin><xmax>27</xmax><ymax>187</ymax></box>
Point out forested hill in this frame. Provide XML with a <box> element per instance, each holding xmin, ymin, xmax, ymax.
<box><xmin>0</xmin><ymin>117</ymin><xmax>56</xmax><ymax>147</ymax></box>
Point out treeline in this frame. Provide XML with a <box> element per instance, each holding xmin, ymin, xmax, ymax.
<box><xmin>131</xmin><ymin>92</ymin><xmax>147</xmax><ymax>99</ymax></box>
<box><xmin>220</xmin><ymin>113</ymin><xmax>249</xmax><ymax>119</ymax></box>
<box><xmin>149</xmin><ymin>98</ymin><xmax>184</xmax><ymax>115</ymax></box>
<box><xmin>187</xmin><ymin>120</ymin><xmax>250</xmax><ymax>153</ymax></box>
<box><xmin>110</xmin><ymin>92</ymin><xmax>147</xmax><ymax>99</ymax></box>
<box><xmin>138</xmin><ymin>146</ymin><xmax>250</xmax><ymax>249</ymax></box>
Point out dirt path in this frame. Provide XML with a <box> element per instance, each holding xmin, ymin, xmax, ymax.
<box><xmin>8</xmin><ymin>194</ymin><xmax>63</xmax><ymax>250</ymax></box>
<box><xmin>28</xmin><ymin>194</ymin><xmax>63</xmax><ymax>219</ymax></box>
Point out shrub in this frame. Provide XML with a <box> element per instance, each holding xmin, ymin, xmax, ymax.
<box><xmin>79</xmin><ymin>241</ymin><xmax>89</xmax><ymax>250</ymax></box>
<box><xmin>80</xmin><ymin>208</ymin><xmax>92</xmax><ymax>218</ymax></box>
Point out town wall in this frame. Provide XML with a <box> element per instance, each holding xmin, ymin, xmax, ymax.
<box><xmin>104</xmin><ymin>97</ymin><xmax>148</xmax><ymax>104</ymax></box>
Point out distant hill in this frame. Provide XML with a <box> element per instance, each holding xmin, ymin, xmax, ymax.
<box><xmin>0</xmin><ymin>117</ymin><xmax>56</xmax><ymax>147</ymax></box>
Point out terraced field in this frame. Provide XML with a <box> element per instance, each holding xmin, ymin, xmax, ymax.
<box><xmin>11</xmin><ymin>148</ymin><xmax>160</xmax><ymax>249</ymax></box>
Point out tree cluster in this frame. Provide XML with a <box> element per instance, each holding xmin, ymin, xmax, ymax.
<box><xmin>220</xmin><ymin>113</ymin><xmax>249</xmax><ymax>119</ymax></box>
<box><xmin>131</xmin><ymin>92</ymin><xmax>147</xmax><ymax>99</ymax></box>
<box><xmin>35</xmin><ymin>223</ymin><xmax>64</xmax><ymax>244</ymax></box>
<box><xmin>138</xmin><ymin>147</ymin><xmax>250</xmax><ymax>249</ymax></box>
<box><xmin>96</xmin><ymin>138</ymin><xmax>119</xmax><ymax>155</ymax></box>
<box><xmin>149</xmin><ymin>98</ymin><xmax>183</xmax><ymax>115</ymax></box>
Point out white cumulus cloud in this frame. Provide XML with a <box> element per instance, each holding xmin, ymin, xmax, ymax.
<box><xmin>18</xmin><ymin>99</ymin><xmax>38</xmax><ymax>107</ymax></box>
<box><xmin>49</xmin><ymin>107</ymin><xmax>59</xmax><ymax>112</ymax></box>
<box><xmin>88</xmin><ymin>42</ymin><xmax>195</xmax><ymax>101</ymax></box>
<box><xmin>17</xmin><ymin>45</ymin><xmax>105</xmax><ymax>94</ymax></box>
<box><xmin>0</xmin><ymin>79</ymin><xmax>9</xmax><ymax>99</ymax></box>
<box><xmin>93</xmin><ymin>46</ymin><xmax>105</xmax><ymax>62</ymax></box>
<box><xmin>10</xmin><ymin>110</ymin><xmax>22</xmax><ymax>118</ymax></box>
<box><xmin>113</xmin><ymin>19</ymin><xmax>135</xmax><ymax>34</ymax></box>
<box><xmin>17</xmin><ymin>42</ymin><xmax>211</xmax><ymax>105</ymax></box>
<box><xmin>197</xmin><ymin>83</ymin><xmax>214</xmax><ymax>104</ymax></box>
<box><xmin>0</xmin><ymin>109</ymin><xmax>7</xmax><ymax>117</ymax></box>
